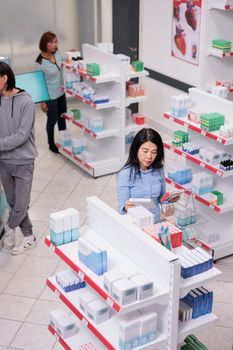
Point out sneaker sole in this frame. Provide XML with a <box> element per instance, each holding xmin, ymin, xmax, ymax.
<box><xmin>11</xmin><ymin>241</ymin><xmax>37</xmax><ymax>255</ymax></box>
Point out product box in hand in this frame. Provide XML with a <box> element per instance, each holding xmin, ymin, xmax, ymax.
<box><xmin>160</xmin><ymin>189</ymin><xmax>184</xmax><ymax>203</ymax></box>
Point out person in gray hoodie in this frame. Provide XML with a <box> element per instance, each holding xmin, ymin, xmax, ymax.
<box><xmin>0</xmin><ymin>62</ymin><xmax>38</xmax><ymax>255</ymax></box>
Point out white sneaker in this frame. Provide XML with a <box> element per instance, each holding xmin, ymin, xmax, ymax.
<box><xmin>3</xmin><ymin>225</ymin><xmax>16</xmax><ymax>250</ymax></box>
<box><xmin>11</xmin><ymin>235</ymin><xmax>37</xmax><ymax>255</ymax></box>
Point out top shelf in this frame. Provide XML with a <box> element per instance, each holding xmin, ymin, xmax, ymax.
<box><xmin>163</xmin><ymin>112</ymin><xmax>233</xmax><ymax>145</ymax></box>
<box><xmin>207</xmin><ymin>47</ymin><xmax>233</xmax><ymax>58</ymax></box>
<box><xmin>208</xmin><ymin>3</ymin><xmax>233</xmax><ymax>10</ymax></box>
<box><xmin>62</xmin><ymin>62</ymin><xmax>120</xmax><ymax>83</ymax></box>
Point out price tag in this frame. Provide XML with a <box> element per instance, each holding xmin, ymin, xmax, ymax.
<box><xmin>200</xmin><ymin>162</ymin><xmax>205</xmax><ymax>168</ymax></box>
<box><xmin>209</xmin><ymin>204</ymin><xmax>215</xmax><ymax>210</ymax></box>
<box><xmin>217</xmin><ymin>137</ymin><xmax>222</xmax><ymax>143</ymax></box>
<box><xmin>216</xmin><ymin>170</ymin><xmax>222</xmax><ymax>176</ymax></box>
<box><xmin>201</xmin><ymin>130</ymin><xmax>206</xmax><ymax>136</ymax></box>
<box><xmin>106</xmin><ymin>297</ymin><xmax>114</xmax><ymax>308</ymax></box>
<box><xmin>78</xmin><ymin>270</ymin><xmax>84</xmax><ymax>280</ymax></box>
<box><xmin>82</xmin><ymin>317</ymin><xmax>88</xmax><ymax>327</ymax></box>
<box><xmin>181</xmin><ymin>153</ymin><xmax>186</xmax><ymax>159</ymax></box>
<box><xmin>86</xmin><ymin>75</ymin><xmax>90</xmax><ymax>80</ymax></box>
<box><xmin>54</xmin><ymin>333</ymin><xmax>59</xmax><ymax>340</ymax></box>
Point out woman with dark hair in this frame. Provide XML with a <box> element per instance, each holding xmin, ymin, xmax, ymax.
<box><xmin>35</xmin><ymin>31</ymin><xmax>67</xmax><ymax>153</ymax></box>
<box><xmin>0</xmin><ymin>62</ymin><xmax>37</xmax><ymax>254</ymax></box>
<box><xmin>117</xmin><ymin>128</ymin><xmax>179</xmax><ymax>223</ymax></box>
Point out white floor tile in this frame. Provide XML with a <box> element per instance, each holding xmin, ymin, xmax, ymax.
<box><xmin>195</xmin><ymin>325</ymin><xmax>233</xmax><ymax>350</ymax></box>
<box><xmin>0</xmin><ymin>318</ymin><xmax>21</xmax><ymax>347</ymax></box>
<box><xmin>0</xmin><ymin>271</ymin><xmax>14</xmax><ymax>293</ymax></box>
<box><xmin>0</xmin><ymin>252</ymin><xmax>26</xmax><ymax>273</ymax></box>
<box><xmin>0</xmin><ymin>294</ymin><xmax>35</xmax><ymax>321</ymax></box>
<box><xmin>3</xmin><ymin>274</ymin><xmax>45</xmax><ymax>298</ymax></box>
<box><xmin>10</xmin><ymin>323</ymin><xmax>56</xmax><ymax>350</ymax></box>
<box><xmin>18</xmin><ymin>256</ymin><xmax>58</xmax><ymax>278</ymax></box>
<box><xmin>25</xmin><ymin>299</ymin><xmax>62</xmax><ymax>325</ymax></box>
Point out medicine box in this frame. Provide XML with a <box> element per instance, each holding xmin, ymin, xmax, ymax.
<box><xmin>103</xmin><ymin>270</ymin><xmax>125</xmax><ymax>294</ymax></box>
<box><xmin>119</xmin><ymin>315</ymin><xmax>141</xmax><ymax>350</ymax></box>
<box><xmin>140</xmin><ymin>312</ymin><xmax>157</xmax><ymax>345</ymax></box>
<box><xmin>56</xmin><ymin>314</ymin><xmax>78</xmax><ymax>339</ymax></box>
<box><xmin>130</xmin><ymin>274</ymin><xmax>154</xmax><ymax>300</ymax></box>
<box><xmin>79</xmin><ymin>291</ymin><xmax>97</xmax><ymax>314</ymax></box>
<box><xmin>112</xmin><ymin>278</ymin><xmax>137</xmax><ymax>305</ymax></box>
<box><xmin>87</xmin><ymin>299</ymin><xmax>110</xmax><ymax>324</ymax></box>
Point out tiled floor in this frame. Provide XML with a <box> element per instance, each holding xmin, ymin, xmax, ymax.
<box><xmin>0</xmin><ymin>103</ymin><xmax>232</xmax><ymax>350</ymax></box>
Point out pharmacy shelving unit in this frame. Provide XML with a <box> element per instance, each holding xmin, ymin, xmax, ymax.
<box><xmin>200</xmin><ymin>0</ymin><xmax>233</xmax><ymax>99</ymax></box>
<box><xmin>164</xmin><ymin>87</ymin><xmax>233</xmax><ymax>259</ymax></box>
<box><xmin>44</xmin><ymin>196</ymin><xmax>221</xmax><ymax>350</ymax></box>
<box><xmin>59</xmin><ymin>44</ymin><xmax>149</xmax><ymax>177</ymax></box>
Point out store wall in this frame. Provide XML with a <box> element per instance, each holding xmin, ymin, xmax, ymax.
<box><xmin>139</xmin><ymin>0</ymin><xmax>206</xmax><ymax>130</ymax></box>
<box><xmin>0</xmin><ymin>0</ymin><xmax>100</xmax><ymax>73</ymax></box>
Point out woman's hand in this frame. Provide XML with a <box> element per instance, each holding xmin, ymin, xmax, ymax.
<box><xmin>124</xmin><ymin>200</ymin><xmax>135</xmax><ymax>212</ymax></box>
<box><xmin>40</xmin><ymin>102</ymin><xmax>48</xmax><ymax>113</ymax></box>
<box><xmin>168</xmin><ymin>195</ymin><xmax>180</xmax><ymax>203</ymax></box>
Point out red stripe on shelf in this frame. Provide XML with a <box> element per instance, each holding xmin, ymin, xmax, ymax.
<box><xmin>165</xmin><ymin>178</ymin><xmax>221</xmax><ymax>212</ymax></box>
<box><xmin>48</xmin><ymin>325</ymin><xmax>71</xmax><ymax>350</ymax></box>
<box><xmin>49</xmin><ymin>279</ymin><xmax>115</xmax><ymax>350</ymax></box>
<box><xmin>50</xmin><ymin>243</ymin><xmax>121</xmax><ymax>312</ymax></box>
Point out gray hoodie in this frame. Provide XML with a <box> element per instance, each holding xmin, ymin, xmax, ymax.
<box><xmin>0</xmin><ymin>90</ymin><xmax>38</xmax><ymax>164</ymax></box>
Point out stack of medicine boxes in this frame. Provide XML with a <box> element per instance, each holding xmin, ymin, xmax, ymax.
<box><xmin>49</xmin><ymin>208</ymin><xmax>80</xmax><ymax>246</ymax></box>
<box><xmin>79</xmin><ymin>289</ymin><xmax>110</xmax><ymax>324</ymax></box>
<box><xmin>119</xmin><ymin>310</ymin><xmax>158</xmax><ymax>349</ymax></box>
<box><xmin>200</xmin><ymin>112</ymin><xmax>224</xmax><ymax>132</ymax></box>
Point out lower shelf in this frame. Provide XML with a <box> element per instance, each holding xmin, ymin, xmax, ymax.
<box><xmin>47</xmin><ymin>277</ymin><xmax>168</xmax><ymax>350</ymax></box>
<box><xmin>48</xmin><ymin>323</ymin><xmax>105</xmax><ymax>350</ymax></box>
<box><xmin>178</xmin><ymin>313</ymin><xmax>217</xmax><ymax>343</ymax></box>
<box><xmin>57</xmin><ymin>143</ymin><xmax>121</xmax><ymax>177</ymax></box>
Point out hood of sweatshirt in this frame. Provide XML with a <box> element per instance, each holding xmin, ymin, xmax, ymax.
<box><xmin>0</xmin><ymin>89</ymin><xmax>38</xmax><ymax>164</ymax></box>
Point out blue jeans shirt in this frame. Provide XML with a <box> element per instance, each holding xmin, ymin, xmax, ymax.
<box><xmin>117</xmin><ymin>166</ymin><xmax>166</xmax><ymax>223</ymax></box>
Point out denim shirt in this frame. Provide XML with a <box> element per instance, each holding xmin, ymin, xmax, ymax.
<box><xmin>117</xmin><ymin>166</ymin><xmax>166</xmax><ymax>223</ymax></box>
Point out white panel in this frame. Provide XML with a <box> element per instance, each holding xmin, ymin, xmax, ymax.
<box><xmin>140</xmin><ymin>0</ymin><xmax>206</xmax><ymax>87</ymax></box>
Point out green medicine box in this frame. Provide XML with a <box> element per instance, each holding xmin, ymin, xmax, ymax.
<box><xmin>211</xmin><ymin>190</ymin><xmax>224</xmax><ymax>205</ymax></box>
<box><xmin>132</xmin><ymin>60</ymin><xmax>144</xmax><ymax>72</ymax></box>
<box><xmin>70</xmin><ymin>109</ymin><xmax>81</xmax><ymax>120</ymax></box>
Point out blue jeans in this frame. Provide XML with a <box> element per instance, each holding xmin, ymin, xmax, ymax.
<box><xmin>46</xmin><ymin>94</ymin><xmax>67</xmax><ymax>146</ymax></box>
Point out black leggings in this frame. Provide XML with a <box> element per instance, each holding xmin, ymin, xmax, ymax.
<box><xmin>46</xmin><ymin>94</ymin><xmax>67</xmax><ymax>146</ymax></box>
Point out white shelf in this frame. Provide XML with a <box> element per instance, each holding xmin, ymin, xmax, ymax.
<box><xmin>126</xmin><ymin>69</ymin><xmax>149</xmax><ymax>80</ymax></box>
<box><xmin>125</xmin><ymin>123</ymin><xmax>147</xmax><ymax>134</ymax></box>
<box><xmin>126</xmin><ymin>95</ymin><xmax>148</xmax><ymax>107</ymax></box>
<box><xmin>56</xmin><ymin>144</ymin><xmax>121</xmax><ymax>177</ymax></box>
<box><xmin>207</xmin><ymin>47</ymin><xmax>233</xmax><ymax>58</ymax></box>
<box><xmin>64</xmin><ymin>88</ymin><xmax>120</xmax><ymax>110</ymax></box>
<box><xmin>62</xmin><ymin>61</ymin><xmax>120</xmax><ymax>83</ymax></box>
<box><xmin>47</xmin><ymin>277</ymin><xmax>167</xmax><ymax>350</ymax></box>
<box><xmin>165</xmin><ymin>177</ymin><xmax>233</xmax><ymax>214</ymax></box>
<box><xmin>164</xmin><ymin>141</ymin><xmax>233</xmax><ymax>178</ymax></box>
<box><xmin>163</xmin><ymin>112</ymin><xmax>233</xmax><ymax>145</ymax></box>
<box><xmin>178</xmin><ymin>313</ymin><xmax>218</xmax><ymax>343</ymax></box>
<box><xmin>63</xmin><ymin>113</ymin><xmax>120</xmax><ymax>138</ymax></box>
<box><xmin>45</xmin><ymin>227</ymin><xmax>169</xmax><ymax>313</ymax></box>
<box><xmin>173</xmin><ymin>245</ymin><xmax>222</xmax><ymax>298</ymax></box>
<box><xmin>48</xmin><ymin>323</ymin><xmax>105</xmax><ymax>350</ymax></box>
